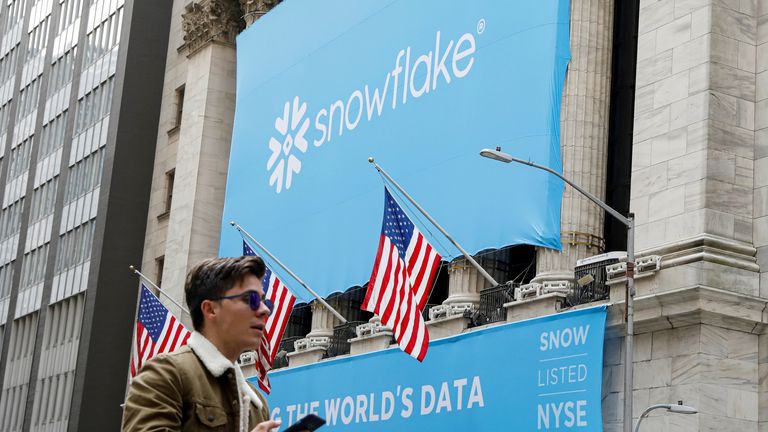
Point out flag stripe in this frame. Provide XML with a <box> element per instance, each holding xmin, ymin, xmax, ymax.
<box><xmin>364</xmin><ymin>188</ymin><xmax>442</xmax><ymax>362</ymax></box>
<box><xmin>244</xmin><ymin>240</ymin><xmax>296</xmax><ymax>395</ymax></box>
<box><xmin>130</xmin><ymin>284</ymin><xmax>192</xmax><ymax>378</ymax></box>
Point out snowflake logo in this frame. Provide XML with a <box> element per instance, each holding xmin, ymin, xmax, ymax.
<box><xmin>266</xmin><ymin>96</ymin><xmax>310</xmax><ymax>193</ymax></box>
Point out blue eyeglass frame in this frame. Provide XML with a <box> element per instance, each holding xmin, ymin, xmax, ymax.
<box><xmin>215</xmin><ymin>290</ymin><xmax>274</xmax><ymax>313</ymax></box>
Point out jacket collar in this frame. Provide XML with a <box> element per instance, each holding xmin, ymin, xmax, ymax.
<box><xmin>187</xmin><ymin>332</ymin><xmax>233</xmax><ymax>377</ymax></box>
<box><xmin>187</xmin><ymin>332</ymin><xmax>263</xmax><ymax>410</ymax></box>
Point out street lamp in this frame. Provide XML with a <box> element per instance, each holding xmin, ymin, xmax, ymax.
<box><xmin>480</xmin><ymin>147</ymin><xmax>636</xmax><ymax>432</ymax></box>
<box><xmin>634</xmin><ymin>404</ymin><xmax>697</xmax><ymax>432</ymax></box>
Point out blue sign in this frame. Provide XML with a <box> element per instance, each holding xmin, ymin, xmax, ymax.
<box><xmin>222</xmin><ymin>0</ymin><xmax>570</xmax><ymax>297</ymax></box>
<box><xmin>253</xmin><ymin>306</ymin><xmax>607</xmax><ymax>431</ymax></box>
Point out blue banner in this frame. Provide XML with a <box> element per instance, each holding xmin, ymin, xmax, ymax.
<box><xmin>222</xmin><ymin>0</ymin><xmax>570</xmax><ymax>297</ymax></box>
<box><xmin>253</xmin><ymin>307</ymin><xmax>607</xmax><ymax>431</ymax></box>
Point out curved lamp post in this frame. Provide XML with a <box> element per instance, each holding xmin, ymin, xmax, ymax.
<box><xmin>480</xmin><ymin>148</ymin><xmax>636</xmax><ymax>432</ymax></box>
<box><xmin>634</xmin><ymin>404</ymin><xmax>697</xmax><ymax>432</ymax></box>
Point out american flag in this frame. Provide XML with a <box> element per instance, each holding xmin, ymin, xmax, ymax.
<box><xmin>363</xmin><ymin>188</ymin><xmax>441</xmax><ymax>361</ymax></box>
<box><xmin>243</xmin><ymin>241</ymin><xmax>296</xmax><ymax>393</ymax></box>
<box><xmin>130</xmin><ymin>284</ymin><xmax>191</xmax><ymax>377</ymax></box>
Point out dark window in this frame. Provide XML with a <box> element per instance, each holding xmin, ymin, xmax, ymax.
<box><xmin>165</xmin><ymin>169</ymin><xmax>175</xmax><ymax>213</ymax></box>
<box><xmin>174</xmin><ymin>85</ymin><xmax>185</xmax><ymax>128</ymax></box>
<box><xmin>155</xmin><ymin>256</ymin><xmax>164</xmax><ymax>287</ymax></box>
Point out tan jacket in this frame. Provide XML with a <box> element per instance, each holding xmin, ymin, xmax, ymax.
<box><xmin>122</xmin><ymin>333</ymin><xmax>270</xmax><ymax>431</ymax></box>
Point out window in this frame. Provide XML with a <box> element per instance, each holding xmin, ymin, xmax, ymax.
<box><xmin>163</xmin><ymin>169</ymin><xmax>174</xmax><ymax>215</ymax></box>
<box><xmin>0</xmin><ymin>313</ymin><xmax>39</xmax><ymax>431</ymax></box>
<box><xmin>38</xmin><ymin>112</ymin><xmax>68</xmax><ymax>160</ymax></box>
<box><xmin>62</xmin><ymin>149</ymin><xmax>103</xmax><ymax>206</ymax></box>
<box><xmin>57</xmin><ymin>0</ymin><xmax>84</xmax><ymax>33</ymax></box>
<box><xmin>29</xmin><ymin>294</ymin><xmax>85</xmax><ymax>430</ymax></box>
<box><xmin>174</xmin><ymin>85</ymin><xmax>184</xmax><ymax>128</ymax></box>
<box><xmin>155</xmin><ymin>256</ymin><xmax>164</xmax><ymax>288</ymax></box>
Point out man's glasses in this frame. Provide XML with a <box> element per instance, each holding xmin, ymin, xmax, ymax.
<box><xmin>214</xmin><ymin>290</ymin><xmax>274</xmax><ymax>314</ymax></box>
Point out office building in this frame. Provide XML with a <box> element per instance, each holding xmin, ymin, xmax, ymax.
<box><xmin>0</xmin><ymin>0</ymin><xmax>171</xmax><ymax>430</ymax></box>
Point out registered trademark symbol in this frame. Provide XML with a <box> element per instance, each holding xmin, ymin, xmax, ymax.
<box><xmin>477</xmin><ymin>18</ymin><xmax>486</xmax><ymax>34</ymax></box>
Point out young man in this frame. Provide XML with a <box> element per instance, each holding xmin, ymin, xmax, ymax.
<box><xmin>123</xmin><ymin>256</ymin><xmax>282</xmax><ymax>431</ymax></box>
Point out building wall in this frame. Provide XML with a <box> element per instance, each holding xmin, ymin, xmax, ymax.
<box><xmin>136</xmin><ymin>0</ymin><xmax>768</xmax><ymax>431</ymax></box>
<box><xmin>0</xmin><ymin>0</ymin><xmax>171</xmax><ymax>430</ymax></box>
<box><xmin>140</xmin><ymin>0</ymin><xmax>189</xmax><ymax>321</ymax></box>
<box><xmin>140</xmin><ymin>0</ymin><xmax>246</xmax><ymax>323</ymax></box>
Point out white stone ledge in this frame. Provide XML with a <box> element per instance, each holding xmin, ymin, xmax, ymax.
<box><xmin>349</xmin><ymin>331</ymin><xmax>394</xmax><ymax>356</ymax></box>
<box><xmin>606</xmin><ymin>285</ymin><xmax>768</xmax><ymax>336</ymax></box>
<box><xmin>640</xmin><ymin>233</ymin><xmax>758</xmax><ymax>272</ymax></box>
<box><xmin>425</xmin><ymin>314</ymin><xmax>471</xmax><ymax>339</ymax></box>
<box><xmin>504</xmin><ymin>293</ymin><xmax>568</xmax><ymax>323</ymax></box>
<box><xmin>287</xmin><ymin>346</ymin><xmax>326</xmax><ymax>367</ymax></box>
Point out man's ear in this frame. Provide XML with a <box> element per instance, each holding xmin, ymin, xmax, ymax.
<box><xmin>200</xmin><ymin>299</ymin><xmax>217</xmax><ymax>321</ymax></box>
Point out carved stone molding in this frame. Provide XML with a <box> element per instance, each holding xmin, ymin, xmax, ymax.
<box><xmin>239</xmin><ymin>0</ymin><xmax>282</xmax><ymax>27</ymax></box>
<box><xmin>181</xmin><ymin>0</ymin><xmax>244</xmax><ymax>56</ymax></box>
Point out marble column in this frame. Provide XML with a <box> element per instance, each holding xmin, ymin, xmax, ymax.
<box><xmin>533</xmin><ymin>0</ymin><xmax>615</xmax><ymax>284</ymax></box>
<box><xmin>160</xmin><ymin>0</ymin><xmax>243</xmax><ymax>316</ymax></box>
<box><xmin>306</xmin><ymin>301</ymin><xmax>340</xmax><ymax>339</ymax></box>
<box><xmin>160</xmin><ymin>0</ymin><xmax>281</xmax><ymax>316</ymax></box>
<box><xmin>444</xmin><ymin>249</ymin><xmax>514</xmax><ymax>305</ymax></box>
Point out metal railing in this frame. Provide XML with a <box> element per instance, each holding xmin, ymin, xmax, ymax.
<box><xmin>272</xmin><ymin>335</ymin><xmax>303</xmax><ymax>369</ymax></box>
<box><xmin>478</xmin><ymin>283</ymin><xmax>518</xmax><ymax>324</ymax></box>
<box><xmin>566</xmin><ymin>257</ymin><xmax>619</xmax><ymax>307</ymax></box>
<box><xmin>422</xmin><ymin>303</ymin><xmax>438</xmax><ymax>322</ymax></box>
<box><xmin>327</xmin><ymin>321</ymin><xmax>366</xmax><ymax>358</ymax></box>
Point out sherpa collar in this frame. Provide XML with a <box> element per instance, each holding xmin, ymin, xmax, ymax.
<box><xmin>187</xmin><ymin>332</ymin><xmax>263</xmax><ymax>410</ymax></box>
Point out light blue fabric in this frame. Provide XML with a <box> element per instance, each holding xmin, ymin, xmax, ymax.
<box><xmin>222</xmin><ymin>0</ymin><xmax>570</xmax><ymax>297</ymax></box>
<box><xmin>252</xmin><ymin>306</ymin><xmax>607</xmax><ymax>431</ymax></box>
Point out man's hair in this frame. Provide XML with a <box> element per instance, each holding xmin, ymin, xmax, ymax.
<box><xmin>185</xmin><ymin>256</ymin><xmax>266</xmax><ymax>331</ymax></box>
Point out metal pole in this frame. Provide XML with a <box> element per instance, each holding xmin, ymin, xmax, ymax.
<box><xmin>633</xmin><ymin>404</ymin><xmax>663</xmax><ymax>432</ymax></box>
<box><xmin>368</xmin><ymin>157</ymin><xmax>499</xmax><ymax>287</ymax></box>
<box><xmin>130</xmin><ymin>265</ymin><xmax>189</xmax><ymax>314</ymax></box>
<box><xmin>230</xmin><ymin>221</ymin><xmax>348</xmax><ymax>324</ymax></box>
<box><xmin>480</xmin><ymin>150</ymin><xmax>630</xmax><ymax>227</ymax></box>
<box><xmin>480</xmin><ymin>148</ymin><xmax>635</xmax><ymax>430</ymax></box>
<box><xmin>624</xmin><ymin>213</ymin><xmax>635</xmax><ymax>432</ymax></box>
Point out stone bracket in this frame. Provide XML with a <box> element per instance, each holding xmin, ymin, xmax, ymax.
<box><xmin>516</xmin><ymin>281</ymin><xmax>572</xmax><ymax>300</ymax></box>
<box><xmin>294</xmin><ymin>336</ymin><xmax>330</xmax><ymax>352</ymax></box>
<box><xmin>428</xmin><ymin>302</ymin><xmax>474</xmax><ymax>321</ymax></box>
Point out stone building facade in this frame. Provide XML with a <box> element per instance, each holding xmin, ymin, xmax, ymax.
<box><xmin>140</xmin><ymin>0</ymin><xmax>768</xmax><ymax>431</ymax></box>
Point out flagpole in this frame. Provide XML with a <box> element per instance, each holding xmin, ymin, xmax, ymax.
<box><xmin>121</xmin><ymin>267</ymin><xmax>149</xmax><ymax>416</ymax></box>
<box><xmin>129</xmin><ymin>266</ymin><xmax>190</xmax><ymax>314</ymax></box>
<box><xmin>230</xmin><ymin>221</ymin><xmax>348</xmax><ymax>324</ymax></box>
<box><xmin>368</xmin><ymin>157</ymin><xmax>499</xmax><ymax>287</ymax></box>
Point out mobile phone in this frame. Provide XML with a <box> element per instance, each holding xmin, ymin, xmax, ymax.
<box><xmin>282</xmin><ymin>414</ymin><xmax>326</xmax><ymax>432</ymax></box>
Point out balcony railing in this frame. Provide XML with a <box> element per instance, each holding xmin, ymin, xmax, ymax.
<box><xmin>327</xmin><ymin>321</ymin><xmax>366</xmax><ymax>358</ymax></box>
<box><xmin>566</xmin><ymin>255</ymin><xmax>619</xmax><ymax>307</ymax></box>
<box><xmin>272</xmin><ymin>335</ymin><xmax>303</xmax><ymax>369</ymax></box>
<box><xmin>478</xmin><ymin>283</ymin><xmax>517</xmax><ymax>324</ymax></box>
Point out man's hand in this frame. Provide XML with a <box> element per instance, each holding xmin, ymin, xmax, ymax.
<box><xmin>251</xmin><ymin>419</ymin><xmax>282</xmax><ymax>432</ymax></box>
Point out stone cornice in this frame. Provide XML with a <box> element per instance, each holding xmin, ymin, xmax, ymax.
<box><xmin>180</xmin><ymin>0</ymin><xmax>244</xmax><ymax>57</ymax></box>
<box><xmin>606</xmin><ymin>285</ymin><xmax>768</xmax><ymax>336</ymax></box>
<box><xmin>240</xmin><ymin>0</ymin><xmax>282</xmax><ymax>27</ymax></box>
<box><xmin>640</xmin><ymin>233</ymin><xmax>758</xmax><ymax>272</ymax></box>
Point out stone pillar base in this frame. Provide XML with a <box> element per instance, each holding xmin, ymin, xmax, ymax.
<box><xmin>504</xmin><ymin>293</ymin><xmax>567</xmax><ymax>323</ymax></box>
<box><xmin>287</xmin><ymin>346</ymin><xmax>326</xmax><ymax>367</ymax></box>
<box><xmin>349</xmin><ymin>332</ymin><xmax>394</xmax><ymax>356</ymax></box>
<box><xmin>426</xmin><ymin>314</ymin><xmax>471</xmax><ymax>339</ymax></box>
